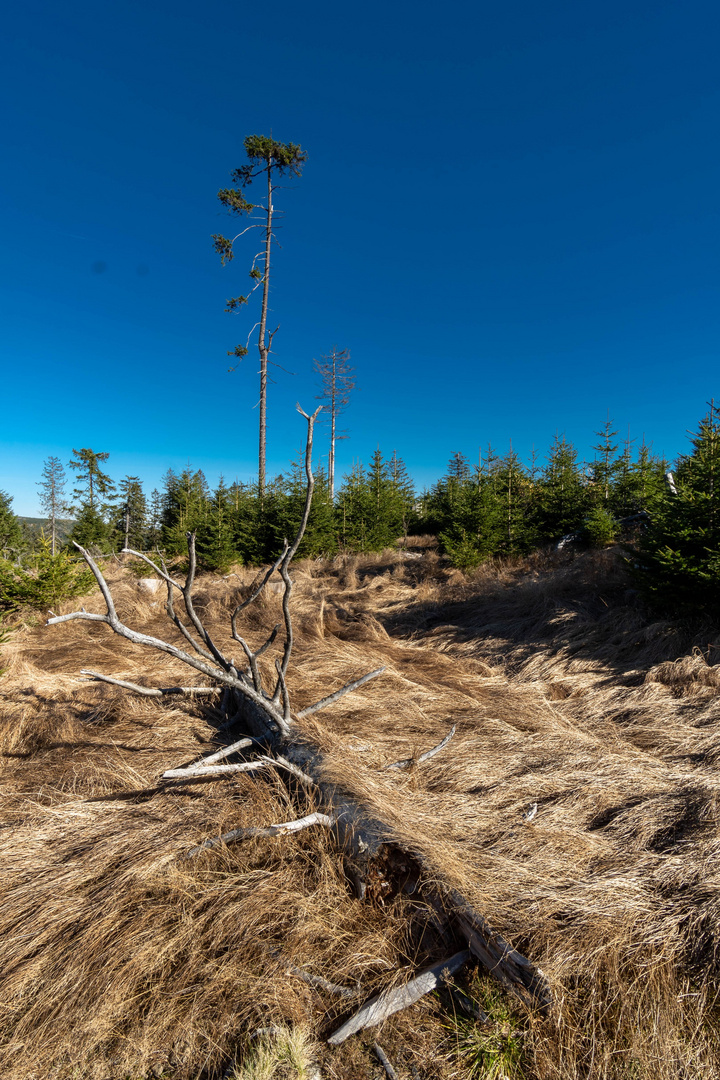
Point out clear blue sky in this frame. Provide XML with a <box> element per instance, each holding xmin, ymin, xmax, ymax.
<box><xmin>3</xmin><ymin>0</ymin><xmax>719</xmax><ymax>515</ymax></box>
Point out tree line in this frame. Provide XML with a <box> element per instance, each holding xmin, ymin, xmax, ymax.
<box><xmin>1</xmin><ymin>404</ymin><xmax>720</xmax><ymax>619</ymax></box>
<box><xmin>0</xmin><ymin>444</ymin><xmax>415</xmax><ymax>571</ymax></box>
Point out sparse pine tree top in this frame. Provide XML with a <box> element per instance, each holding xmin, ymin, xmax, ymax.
<box><xmin>69</xmin><ymin>448</ymin><xmax>115</xmax><ymax>511</ymax></box>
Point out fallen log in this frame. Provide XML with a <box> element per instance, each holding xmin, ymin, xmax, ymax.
<box><xmin>48</xmin><ymin>405</ymin><xmax>553</xmax><ymax>1031</ymax></box>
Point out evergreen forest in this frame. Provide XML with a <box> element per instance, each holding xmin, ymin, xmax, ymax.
<box><xmin>2</xmin><ymin>403</ymin><xmax>720</xmax><ymax>619</ymax></box>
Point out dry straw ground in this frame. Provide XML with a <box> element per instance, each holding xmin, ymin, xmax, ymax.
<box><xmin>1</xmin><ymin>541</ymin><xmax>719</xmax><ymax>1078</ymax></box>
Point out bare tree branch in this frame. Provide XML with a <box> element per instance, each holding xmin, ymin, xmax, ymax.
<box><xmin>231</xmin><ymin>550</ymin><xmax>285</xmax><ymax>628</ymax></box>
<box><xmin>186</xmin><ymin>811</ymin><xmax>336</xmax><ymax>856</ymax></box>
<box><xmin>162</xmin><ymin>761</ymin><xmax>268</xmax><ymax>780</ymax></box>
<box><xmin>182</xmin><ymin>735</ymin><xmax>256</xmax><ymax>770</ymax></box>
<box><xmin>80</xmin><ymin>670</ymin><xmax>220</xmax><ymax>697</ymax></box>
<box><xmin>48</xmin><ymin>548</ymin><xmax>293</xmax><ymax>738</ymax></box>
<box><xmin>373</xmin><ymin>1043</ymin><xmax>398</xmax><ymax>1080</ymax></box>
<box><xmin>181</xmin><ymin>533</ymin><xmax>232</xmax><ymax>671</ymax></box>
<box><xmin>163</xmin><ymin>573</ymin><xmax>216</xmax><ymax>662</ymax></box>
<box><xmin>289</xmin><ymin>967</ymin><xmax>360</xmax><ymax>1000</ymax></box>
<box><xmin>120</xmin><ymin>549</ymin><xmax>182</xmax><ymax>591</ymax></box>
<box><xmin>255</xmin><ymin>623</ymin><xmax>279</xmax><ymax>658</ymax></box>
<box><xmin>383</xmin><ymin>725</ymin><xmax>456</xmax><ymax>771</ymax></box>
<box><xmin>327</xmin><ymin>951</ymin><xmax>471</xmax><ymax>1044</ymax></box>
<box><xmin>270</xmin><ymin>755</ymin><xmax>317</xmax><ymax>786</ymax></box>
<box><xmin>296</xmin><ymin>667</ymin><xmax>386</xmax><ymax>719</ymax></box>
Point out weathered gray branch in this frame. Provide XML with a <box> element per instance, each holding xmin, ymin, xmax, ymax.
<box><xmin>179</xmin><ymin>735</ymin><xmax>256</xmax><ymax>771</ymax></box>
<box><xmin>271</xmin><ymin>755</ymin><xmax>318</xmax><ymax>787</ymax></box>
<box><xmin>231</xmin><ymin>553</ymin><xmax>284</xmax><ymax>628</ymax></box>
<box><xmin>373</xmin><ymin>1043</ymin><xmax>398</xmax><ymax>1080</ymax></box>
<box><xmin>272</xmin><ymin>406</ymin><xmax>322</xmax><ymax>705</ymax></box>
<box><xmin>383</xmin><ymin>725</ymin><xmax>456</xmax><ymax>771</ymax></box>
<box><xmin>162</xmin><ymin>761</ymin><xmax>267</xmax><ymax>780</ymax></box>
<box><xmin>120</xmin><ymin>548</ymin><xmax>182</xmax><ymax>590</ymax></box>
<box><xmin>182</xmin><ymin>533</ymin><xmax>233</xmax><ymax>672</ymax></box>
<box><xmin>186</xmin><ymin>811</ymin><xmax>336</xmax><ymax>856</ymax></box>
<box><xmin>80</xmin><ymin>670</ymin><xmax>219</xmax><ymax>697</ymax></box>
<box><xmin>163</xmin><ymin>575</ymin><xmax>216</xmax><ymax>662</ymax></box>
<box><xmin>449</xmin><ymin>890</ymin><xmax>552</xmax><ymax>1012</ymax></box>
<box><xmin>289</xmin><ymin>967</ymin><xmax>360</xmax><ymax>1000</ymax></box>
<box><xmin>296</xmin><ymin>667</ymin><xmax>386</xmax><ymax>719</ymax></box>
<box><xmin>165</xmin><ymin>753</ymin><xmax>316</xmax><ymax>786</ymax></box>
<box><xmin>327</xmin><ymin>950</ymin><xmax>471</xmax><ymax>1044</ymax></box>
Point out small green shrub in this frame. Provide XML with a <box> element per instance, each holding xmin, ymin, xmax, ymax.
<box><xmin>440</xmin><ymin>530</ymin><xmax>485</xmax><ymax>572</ymax></box>
<box><xmin>0</xmin><ymin>536</ymin><xmax>94</xmax><ymax>612</ymax></box>
<box><xmin>583</xmin><ymin>506</ymin><xmax>619</xmax><ymax>547</ymax></box>
<box><xmin>447</xmin><ymin>977</ymin><xmax>527</xmax><ymax>1080</ymax></box>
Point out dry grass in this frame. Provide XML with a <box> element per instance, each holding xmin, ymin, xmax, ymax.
<box><xmin>1</xmin><ymin>544</ymin><xmax>720</xmax><ymax>1078</ymax></box>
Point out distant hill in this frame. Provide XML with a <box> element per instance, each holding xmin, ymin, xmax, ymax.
<box><xmin>18</xmin><ymin>517</ymin><xmax>75</xmax><ymax>545</ymax></box>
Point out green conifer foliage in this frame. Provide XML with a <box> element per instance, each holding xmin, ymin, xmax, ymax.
<box><xmin>196</xmin><ymin>478</ymin><xmax>238</xmax><ymax>573</ymax></box>
<box><xmin>0</xmin><ymin>535</ymin><xmax>94</xmax><ymax>612</ymax></box>
<box><xmin>266</xmin><ymin>461</ymin><xmax>337</xmax><ymax>559</ymax></box>
<box><xmin>67</xmin><ymin>504</ymin><xmax>110</xmax><ymax>553</ymax></box>
<box><xmin>588</xmin><ymin>414</ymin><xmax>619</xmax><ymax>507</ymax></box>
<box><xmin>492</xmin><ymin>448</ymin><xmax>536</xmax><ymax>555</ymax></box>
<box><xmin>583</xmin><ymin>506</ymin><xmax>619</xmax><ymax>547</ymax></box>
<box><xmin>214</xmin><ymin>135</ymin><xmax>307</xmax><ymax>495</ymax></box>
<box><xmin>636</xmin><ymin>403</ymin><xmax>720</xmax><ymax>615</ymax></box>
<box><xmin>112</xmin><ymin>476</ymin><xmax>148</xmax><ymax>551</ymax></box>
<box><xmin>229</xmin><ymin>481</ymin><xmax>264</xmax><ymax>565</ymax></box>
<box><xmin>37</xmin><ymin>457</ymin><xmax>69</xmax><ymax>555</ymax></box>
<box><xmin>423</xmin><ymin>452</ymin><xmax>482</xmax><ymax>569</ymax></box>
<box><xmin>68</xmin><ymin>448</ymin><xmax>115</xmax><ymax>512</ymax></box>
<box><xmin>0</xmin><ymin>492</ymin><xmax>23</xmax><ymax>560</ymax></box>
<box><xmin>146</xmin><ymin>489</ymin><xmax>164</xmax><ymax>551</ymax></box>
<box><xmin>67</xmin><ymin>448</ymin><xmax>115</xmax><ymax>553</ymax></box>
<box><xmin>611</xmin><ymin>439</ymin><xmax>667</xmax><ymax>518</ymax></box>
<box><xmin>161</xmin><ymin>468</ymin><xmax>211</xmax><ymax>554</ymax></box>
<box><xmin>336</xmin><ymin>461</ymin><xmax>371</xmax><ymax>551</ymax></box>
<box><xmin>334</xmin><ymin>452</ymin><xmax>412</xmax><ymax>553</ymax></box>
<box><xmin>534</xmin><ymin>436</ymin><xmax>589</xmax><ymax>543</ymax></box>
<box><xmin>365</xmin><ymin>450</ymin><xmax>406</xmax><ymax>549</ymax></box>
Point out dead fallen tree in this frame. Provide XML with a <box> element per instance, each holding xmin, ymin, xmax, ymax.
<box><xmin>49</xmin><ymin>405</ymin><xmax>552</xmax><ymax>1042</ymax></box>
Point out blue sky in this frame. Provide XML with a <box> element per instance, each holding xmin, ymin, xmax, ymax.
<box><xmin>3</xmin><ymin>0</ymin><xmax>719</xmax><ymax>515</ymax></box>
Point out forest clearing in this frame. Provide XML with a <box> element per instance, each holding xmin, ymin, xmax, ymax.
<box><xmin>5</xmin><ymin>4</ymin><xmax>720</xmax><ymax>1077</ymax></box>
<box><xmin>1</xmin><ymin>524</ymin><xmax>719</xmax><ymax>1079</ymax></box>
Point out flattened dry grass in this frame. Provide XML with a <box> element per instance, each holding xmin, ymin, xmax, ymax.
<box><xmin>0</xmin><ymin>546</ymin><xmax>720</xmax><ymax>1077</ymax></box>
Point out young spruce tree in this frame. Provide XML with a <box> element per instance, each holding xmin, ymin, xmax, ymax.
<box><xmin>314</xmin><ymin>347</ymin><xmax>356</xmax><ymax>499</ymax></box>
<box><xmin>636</xmin><ymin>402</ymin><xmax>720</xmax><ymax>615</ymax></box>
<box><xmin>0</xmin><ymin>492</ymin><xmax>23</xmax><ymax>561</ymax></box>
<box><xmin>112</xmin><ymin>477</ymin><xmax>148</xmax><ymax>552</ymax></box>
<box><xmin>37</xmin><ymin>456</ymin><xmax>70</xmax><ymax>555</ymax></box>
<box><xmin>68</xmin><ymin>448</ymin><xmax>115</xmax><ymax>552</ymax></box>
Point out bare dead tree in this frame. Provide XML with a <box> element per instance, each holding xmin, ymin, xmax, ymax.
<box><xmin>48</xmin><ymin>405</ymin><xmax>551</xmax><ymax>1041</ymax></box>
<box><xmin>314</xmin><ymin>346</ymin><xmax>355</xmax><ymax>499</ymax></box>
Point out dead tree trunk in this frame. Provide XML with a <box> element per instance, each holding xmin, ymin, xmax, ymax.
<box><xmin>49</xmin><ymin>404</ymin><xmax>552</xmax><ymax>1039</ymax></box>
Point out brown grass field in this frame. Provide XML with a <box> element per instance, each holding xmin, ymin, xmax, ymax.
<box><xmin>1</xmin><ymin>541</ymin><xmax>720</xmax><ymax>1079</ymax></box>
